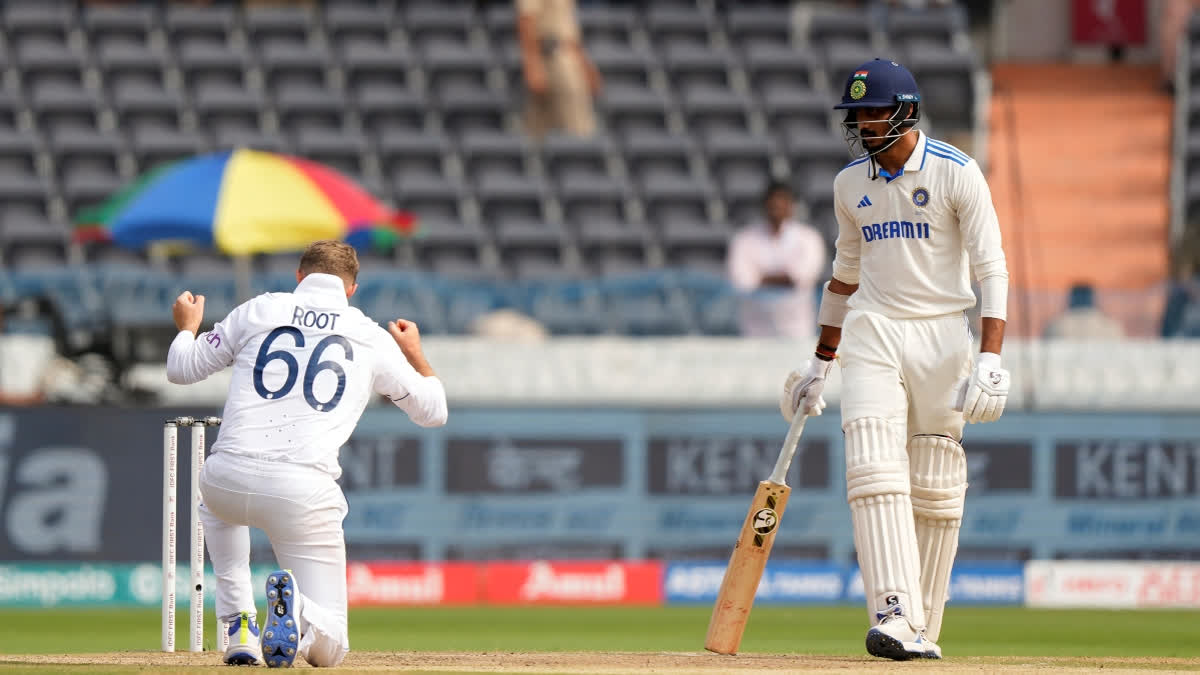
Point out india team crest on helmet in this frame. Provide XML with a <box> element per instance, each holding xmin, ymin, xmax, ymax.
<box><xmin>911</xmin><ymin>187</ymin><xmax>930</xmax><ymax>208</ymax></box>
<box><xmin>849</xmin><ymin>80</ymin><xmax>867</xmax><ymax>100</ymax></box>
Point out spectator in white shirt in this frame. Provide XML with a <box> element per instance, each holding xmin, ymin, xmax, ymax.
<box><xmin>726</xmin><ymin>180</ymin><xmax>828</xmax><ymax>337</ymax></box>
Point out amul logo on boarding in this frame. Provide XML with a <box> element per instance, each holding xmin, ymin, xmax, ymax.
<box><xmin>752</xmin><ymin>508</ymin><xmax>779</xmax><ymax>535</ymax></box>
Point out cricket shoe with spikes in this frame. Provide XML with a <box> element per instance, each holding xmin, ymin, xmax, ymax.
<box><xmin>223</xmin><ymin>612</ymin><xmax>262</xmax><ymax>666</ymax></box>
<box><xmin>865</xmin><ymin>601</ymin><xmax>941</xmax><ymax>660</ymax></box>
<box><xmin>262</xmin><ymin>570</ymin><xmax>301</xmax><ymax>668</ymax></box>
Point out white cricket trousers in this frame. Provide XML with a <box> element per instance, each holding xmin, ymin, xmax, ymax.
<box><xmin>839</xmin><ymin>309</ymin><xmax>972</xmax><ymax>438</ymax></box>
<box><xmin>198</xmin><ymin>452</ymin><xmax>350</xmax><ymax>667</ymax></box>
<box><xmin>838</xmin><ymin>309</ymin><xmax>973</xmax><ymax>632</ymax></box>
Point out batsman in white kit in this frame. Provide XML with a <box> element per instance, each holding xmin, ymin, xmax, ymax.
<box><xmin>780</xmin><ymin>59</ymin><xmax>1011</xmax><ymax>660</ymax></box>
<box><xmin>166</xmin><ymin>241</ymin><xmax>449</xmax><ymax>667</ymax></box>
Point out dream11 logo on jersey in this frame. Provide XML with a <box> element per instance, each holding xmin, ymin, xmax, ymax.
<box><xmin>0</xmin><ymin>413</ymin><xmax>108</xmax><ymax>557</ymax></box>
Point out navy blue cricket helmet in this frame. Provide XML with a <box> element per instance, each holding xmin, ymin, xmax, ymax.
<box><xmin>834</xmin><ymin>58</ymin><xmax>921</xmax><ymax>159</ymax></box>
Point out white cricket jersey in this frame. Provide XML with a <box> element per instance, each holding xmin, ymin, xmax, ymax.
<box><xmin>166</xmin><ymin>273</ymin><xmax>448</xmax><ymax>479</ymax></box>
<box><xmin>831</xmin><ymin>131</ymin><xmax>1008</xmax><ymax>320</ymax></box>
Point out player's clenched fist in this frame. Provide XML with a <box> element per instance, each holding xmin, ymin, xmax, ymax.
<box><xmin>954</xmin><ymin>352</ymin><xmax>1009</xmax><ymax>424</ymax></box>
<box><xmin>172</xmin><ymin>291</ymin><xmax>205</xmax><ymax>335</ymax></box>
<box><xmin>387</xmin><ymin>319</ymin><xmax>422</xmax><ymax>352</ymax></box>
<box><xmin>780</xmin><ymin>358</ymin><xmax>834</xmax><ymax>421</ymax></box>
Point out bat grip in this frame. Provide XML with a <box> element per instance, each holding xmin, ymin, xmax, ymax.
<box><xmin>767</xmin><ymin>414</ymin><xmax>808</xmax><ymax>485</ymax></box>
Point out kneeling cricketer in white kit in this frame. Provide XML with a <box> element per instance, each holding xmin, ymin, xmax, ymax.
<box><xmin>781</xmin><ymin>59</ymin><xmax>1011</xmax><ymax>661</ymax></box>
<box><xmin>166</xmin><ymin>241</ymin><xmax>448</xmax><ymax>667</ymax></box>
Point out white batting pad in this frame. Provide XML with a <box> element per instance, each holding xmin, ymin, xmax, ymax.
<box><xmin>909</xmin><ymin>434</ymin><xmax>968</xmax><ymax>643</ymax></box>
<box><xmin>844</xmin><ymin>417</ymin><xmax>926</xmax><ymax>632</ymax></box>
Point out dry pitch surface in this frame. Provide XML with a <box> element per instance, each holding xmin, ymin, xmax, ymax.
<box><xmin>5</xmin><ymin>651</ymin><xmax>1200</xmax><ymax>673</ymax></box>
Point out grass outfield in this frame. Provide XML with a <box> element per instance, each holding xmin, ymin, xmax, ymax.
<box><xmin>2</xmin><ymin>605</ymin><xmax>1199</xmax><ymax>657</ymax></box>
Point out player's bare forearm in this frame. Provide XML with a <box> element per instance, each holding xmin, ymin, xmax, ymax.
<box><xmin>404</xmin><ymin>348</ymin><xmax>436</xmax><ymax>378</ymax></box>
<box><xmin>817</xmin><ymin>278</ymin><xmax>858</xmax><ymax>349</ymax></box>
<box><xmin>979</xmin><ymin>317</ymin><xmax>1005</xmax><ymax>355</ymax></box>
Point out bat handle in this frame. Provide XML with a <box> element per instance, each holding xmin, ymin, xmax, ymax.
<box><xmin>767</xmin><ymin>414</ymin><xmax>808</xmax><ymax>485</ymax></box>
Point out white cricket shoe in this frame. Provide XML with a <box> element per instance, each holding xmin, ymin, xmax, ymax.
<box><xmin>865</xmin><ymin>605</ymin><xmax>941</xmax><ymax>660</ymax></box>
<box><xmin>223</xmin><ymin>612</ymin><xmax>262</xmax><ymax>666</ymax></box>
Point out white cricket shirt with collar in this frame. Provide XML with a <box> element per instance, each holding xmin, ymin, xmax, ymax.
<box><xmin>166</xmin><ymin>272</ymin><xmax>447</xmax><ymax>479</ymax></box>
<box><xmin>830</xmin><ymin>130</ymin><xmax>1009</xmax><ymax>320</ymax></box>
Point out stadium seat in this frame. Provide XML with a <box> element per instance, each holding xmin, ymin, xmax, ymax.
<box><xmin>4</xmin><ymin>4</ymin><xmax>73</xmax><ymax>52</ymax></box>
<box><xmin>438</xmin><ymin>86</ymin><xmax>509</xmax><ymax>134</ymax></box>
<box><xmin>641</xmin><ymin>174</ymin><xmax>714</xmax><ymax>229</ymax></box>
<box><xmin>17</xmin><ymin>42</ymin><xmax>85</xmax><ymax>91</ymax></box>
<box><xmin>260</xmin><ymin>43</ymin><xmax>330</xmax><ymax>91</ymax></box>
<box><xmin>681</xmin><ymin>86</ymin><xmax>753</xmax><ymax>136</ymax></box>
<box><xmin>623</xmin><ymin>130</ymin><xmax>696</xmax><ymax>183</ymax></box>
<box><xmin>884</xmin><ymin>5</ymin><xmax>965</xmax><ymax>51</ymax></box>
<box><xmin>378</xmin><ymin>131</ymin><xmax>452</xmax><ymax>183</ymax></box>
<box><xmin>83</xmin><ymin>4</ymin><xmax>154</xmax><ymax>50</ymax></box>
<box><xmin>601</xmin><ymin>86</ymin><xmax>673</xmax><ymax>137</ymax></box>
<box><xmin>97</xmin><ymin>43</ymin><xmax>168</xmax><ymax>92</ymax></box>
<box><xmin>726</xmin><ymin>6</ymin><xmax>792</xmax><ymax>47</ymax></box>
<box><xmin>326</xmin><ymin>3</ymin><xmax>392</xmax><ymax>47</ymax></box>
<box><xmin>175</xmin><ymin>252</ymin><xmax>238</xmax><ymax>324</ymax></box>
<box><xmin>823</xmin><ymin>41</ymin><xmax>905</xmax><ymax>86</ymax></box>
<box><xmin>591</xmin><ymin>43</ymin><xmax>656</xmax><ymax>90</ymax></box>
<box><xmin>341</xmin><ymin>43</ymin><xmax>413</xmax><ymax>93</ymax></box>
<box><xmin>165</xmin><ymin>5</ymin><xmax>234</xmax><ymax>49</ymax></box>
<box><xmin>293</xmin><ymin>128</ymin><xmax>370</xmax><ymax>180</ymax></box>
<box><xmin>763</xmin><ymin>88</ymin><xmax>834</xmax><ymax>139</ymax></box>
<box><xmin>113</xmin><ymin>82</ymin><xmax>185</xmax><ymax>133</ymax></box>
<box><xmin>357</xmin><ymin>84</ymin><xmax>427</xmax><ymax>135</ymax></box>
<box><xmin>179</xmin><ymin>43</ymin><xmax>249</xmax><ymax>90</ymax></box>
<box><xmin>29</xmin><ymin>83</ymin><xmax>102</xmax><ymax>134</ymax></box>
<box><xmin>275</xmin><ymin>83</ymin><xmax>348</xmax><ymax>133</ymax></box>
<box><xmin>905</xmin><ymin>44</ymin><xmax>977</xmax><ymax>131</ymax></box>
<box><xmin>476</xmin><ymin>174</ymin><xmax>549</xmax><ymax>228</ymax></box>
<box><xmin>664</xmin><ymin>44</ymin><xmax>734</xmax><ymax>93</ymax></box>
<box><xmin>743</xmin><ymin>43</ymin><xmax>819</xmax><ymax>93</ymax></box>
<box><xmin>646</xmin><ymin>5</ymin><xmax>713</xmax><ymax>49</ymax></box>
<box><xmin>460</xmin><ymin>130</ymin><xmax>532</xmax><ymax>184</ymax></box>
<box><xmin>0</xmin><ymin>92</ymin><xmax>20</xmax><ymax>131</ymax></box>
<box><xmin>194</xmin><ymin>83</ymin><xmax>267</xmax><ymax>136</ymax></box>
<box><xmin>661</xmin><ymin>222</ymin><xmax>729</xmax><ymax>270</ymax></box>
<box><xmin>423</xmin><ymin>43</ymin><xmax>493</xmax><ymax>96</ymax></box>
<box><xmin>578</xmin><ymin>6</ymin><xmax>636</xmax><ymax>48</ymax></box>
<box><xmin>404</xmin><ymin>5</ymin><xmax>473</xmax><ymax>50</ymax></box>
<box><xmin>541</xmin><ymin>132</ymin><xmax>615</xmax><ymax>182</ymax></box>
<box><xmin>807</xmin><ymin>8</ymin><xmax>873</xmax><ymax>49</ymax></box>
<box><xmin>577</xmin><ymin>221</ymin><xmax>651</xmax><ymax>277</ymax></box>
<box><xmin>787</xmin><ymin>134</ymin><xmax>850</xmax><ymax>186</ymax></box>
<box><xmin>395</xmin><ymin>174</ymin><xmax>469</xmax><ymax>228</ymax></box>
<box><xmin>497</xmin><ymin>224</ymin><xmax>570</xmax><ymax>282</ymax></box>
<box><xmin>527</xmin><ymin>280</ymin><xmax>609</xmax><ymax>335</ymax></box>
<box><xmin>244</xmin><ymin>5</ymin><xmax>312</xmax><ymax>49</ymax></box>
<box><xmin>0</xmin><ymin>130</ymin><xmax>41</xmax><ymax>181</ymax></box>
<box><xmin>560</xmin><ymin>174</ymin><xmax>630</xmax><ymax>229</ymax></box>
<box><xmin>704</xmin><ymin>130</ymin><xmax>775</xmax><ymax>189</ymax></box>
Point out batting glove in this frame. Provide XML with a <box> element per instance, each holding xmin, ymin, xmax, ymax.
<box><xmin>953</xmin><ymin>352</ymin><xmax>1010</xmax><ymax>424</ymax></box>
<box><xmin>780</xmin><ymin>358</ymin><xmax>834</xmax><ymax>422</ymax></box>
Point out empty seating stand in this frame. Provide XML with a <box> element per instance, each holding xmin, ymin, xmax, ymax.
<box><xmin>0</xmin><ymin>0</ymin><xmax>984</xmax><ymax>339</ymax></box>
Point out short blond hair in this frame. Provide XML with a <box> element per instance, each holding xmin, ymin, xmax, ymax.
<box><xmin>298</xmin><ymin>240</ymin><xmax>359</xmax><ymax>285</ymax></box>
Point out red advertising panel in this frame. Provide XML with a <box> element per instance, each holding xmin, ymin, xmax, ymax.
<box><xmin>1072</xmin><ymin>0</ymin><xmax>1146</xmax><ymax>45</ymax></box>
<box><xmin>483</xmin><ymin>561</ymin><xmax>663</xmax><ymax>605</ymax></box>
<box><xmin>346</xmin><ymin>562</ymin><xmax>479</xmax><ymax>606</ymax></box>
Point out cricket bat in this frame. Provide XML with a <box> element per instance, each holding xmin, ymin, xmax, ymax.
<box><xmin>703</xmin><ymin>412</ymin><xmax>809</xmax><ymax>655</ymax></box>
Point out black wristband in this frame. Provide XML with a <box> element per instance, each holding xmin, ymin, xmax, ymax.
<box><xmin>814</xmin><ymin>351</ymin><xmax>834</xmax><ymax>362</ymax></box>
<box><xmin>817</xmin><ymin>342</ymin><xmax>838</xmax><ymax>355</ymax></box>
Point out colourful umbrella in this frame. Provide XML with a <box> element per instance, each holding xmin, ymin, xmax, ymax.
<box><xmin>74</xmin><ymin>149</ymin><xmax>416</xmax><ymax>254</ymax></box>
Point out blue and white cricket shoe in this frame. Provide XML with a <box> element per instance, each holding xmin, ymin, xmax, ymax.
<box><xmin>223</xmin><ymin>612</ymin><xmax>262</xmax><ymax>666</ymax></box>
<box><xmin>262</xmin><ymin>569</ymin><xmax>301</xmax><ymax>668</ymax></box>
<box><xmin>865</xmin><ymin>605</ymin><xmax>942</xmax><ymax>660</ymax></box>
